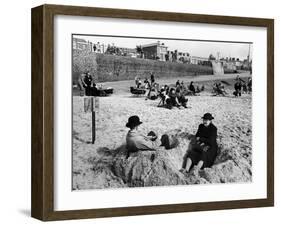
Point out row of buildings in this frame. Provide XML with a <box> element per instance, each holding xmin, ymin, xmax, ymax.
<box><xmin>73</xmin><ymin>38</ymin><xmax>251</xmax><ymax>70</ymax></box>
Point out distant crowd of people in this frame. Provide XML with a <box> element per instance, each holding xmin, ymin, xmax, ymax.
<box><xmin>233</xmin><ymin>75</ymin><xmax>252</xmax><ymax>97</ymax></box>
<box><xmin>212</xmin><ymin>75</ymin><xmax>252</xmax><ymax>97</ymax></box>
<box><xmin>133</xmin><ymin>73</ymin><xmax>207</xmax><ymax>109</ymax></box>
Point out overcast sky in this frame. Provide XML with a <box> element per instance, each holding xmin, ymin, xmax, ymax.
<box><xmin>74</xmin><ymin>34</ymin><xmax>252</xmax><ymax>61</ymax></box>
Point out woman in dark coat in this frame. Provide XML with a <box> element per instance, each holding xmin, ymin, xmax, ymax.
<box><xmin>180</xmin><ymin>113</ymin><xmax>218</xmax><ymax>173</ymax></box>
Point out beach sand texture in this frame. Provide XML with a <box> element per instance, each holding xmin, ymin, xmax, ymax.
<box><xmin>72</xmin><ymin>74</ymin><xmax>252</xmax><ymax>190</ymax></box>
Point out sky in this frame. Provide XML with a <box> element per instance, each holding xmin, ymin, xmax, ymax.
<box><xmin>74</xmin><ymin>34</ymin><xmax>253</xmax><ymax>61</ymax></box>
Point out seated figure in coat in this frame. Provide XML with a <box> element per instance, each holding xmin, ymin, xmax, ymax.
<box><xmin>180</xmin><ymin>113</ymin><xmax>218</xmax><ymax>173</ymax></box>
<box><xmin>125</xmin><ymin>115</ymin><xmax>159</xmax><ymax>157</ymax></box>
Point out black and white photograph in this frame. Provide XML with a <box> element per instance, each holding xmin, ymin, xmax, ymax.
<box><xmin>72</xmin><ymin>34</ymin><xmax>253</xmax><ymax>190</ymax></box>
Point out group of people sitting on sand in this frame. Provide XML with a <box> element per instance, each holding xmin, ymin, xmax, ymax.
<box><xmin>146</xmin><ymin>79</ymin><xmax>205</xmax><ymax>109</ymax></box>
<box><xmin>212</xmin><ymin>82</ymin><xmax>227</xmax><ymax>96</ymax></box>
<box><xmin>188</xmin><ymin>81</ymin><xmax>205</xmax><ymax>95</ymax></box>
<box><xmin>158</xmin><ymin>83</ymin><xmax>188</xmax><ymax>109</ymax></box>
<box><xmin>125</xmin><ymin>113</ymin><xmax>218</xmax><ymax>173</ymax></box>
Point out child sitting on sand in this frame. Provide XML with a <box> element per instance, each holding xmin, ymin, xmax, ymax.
<box><xmin>180</xmin><ymin>113</ymin><xmax>218</xmax><ymax>173</ymax></box>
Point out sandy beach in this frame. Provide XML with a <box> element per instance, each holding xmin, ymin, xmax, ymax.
<box><xmin>72</xmin><ymin>73</ymin><xmax>252</xmax><ymax>190</ymax></box>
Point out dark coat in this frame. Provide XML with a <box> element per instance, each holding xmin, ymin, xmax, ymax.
<box><xmin>234</xmin><ymin>82</ymin><xmax>242</xmax><ymax>91</ymax></box>
<box><xmin>84</xmin><ymin>75</ymin><xmax>93</xmax><ymax>96</ymax></box>
<box><xmin>196</xmin><ymin>123</ymin><xmax>218</xmax><ymax>148</ymax></box>
<box><xmin>189</xmin><ymin>84</ymin><xmax>196</xmax><ymax>93</ymax></box>
<box><xmin>187</xmin><ymin>123</ymin><xmax>218</xmax><ymax>168</ymax></box>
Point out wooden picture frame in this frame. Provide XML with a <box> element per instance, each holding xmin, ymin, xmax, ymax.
<box><xmin>31</xmin><ymin>4</ymin><xmax>274</xmax><ymax>221</ymax></box>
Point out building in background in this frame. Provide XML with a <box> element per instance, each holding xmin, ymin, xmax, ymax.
<box><xmin>141</xmin><ymin>41</ymin><xmax>168</xmax><ymax>61</ymax></box>
<box><xmin>189</xmin><ymin>56</ymin><xmax>211</xmax><ymax>66</ymax></box>
<box><xmin>73</xmin><ymin>38</ymin><xmax>89</xmax><ymax>50</ymax></box>
<box><xmin>73</xmin><ymin>38</ymin><xmax>106</xmax><ymax>53</ymax></box>
<box><xmin>166</xmin><ymin>50</ymin><xmax>190</xmax><ymax>62</ymax></box>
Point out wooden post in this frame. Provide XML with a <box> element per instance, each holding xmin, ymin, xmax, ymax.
<box><xmin>84</xmin><ymin>97</ymin><xmax>97</xmax><ymax>144</ymax></box>
<box><xmin>92</xmin><ymin>111</ymin><xmax>96</xmax><ymax>144</ymax></box>
<box><xmin>91</xmin><ymin>97</ymin><xmax>96</xmax><ymax>144</ymax></box>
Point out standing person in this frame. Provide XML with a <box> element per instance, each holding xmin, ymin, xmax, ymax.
<box><xmin>83</xmin><ymin>72</ymin><xmax>93</xmax><ymax>96</ymax></box>
<box><xmin>242</xmin><ymin>81</ymin><xmax>248</xmax><ymax>94</ymax></box>
<box><xmin>234</xmin><ymin>80</ymin><xmax>242</xmax><ymax>97</ymax></box>
<box><xmin>150</xmin><ymin>72</ymin><xmax>155</xmax><ymax>86</ymax></box>
<box><xmin>77</xmin><ymin>73</ymin><xmax>86</xmax><ymax>93</ymax></box>
<box><xmin>247</xmin><ymin>77</ymin><xmax>252</xmax><ymax>93</ymax></box>
<box><xmin>125</xmin><ymin>115</ymin><xmax>159</xmax><ymax>157</ymax></box>
<box><xmin>135</xmin><ymin>76</ymin><xmax>139</xmax><ymax>87</ymax></box>
<box><xmin>180</xmin><ymin>113</ymin><xmax>218</xmax><ymax>173</ymax></box>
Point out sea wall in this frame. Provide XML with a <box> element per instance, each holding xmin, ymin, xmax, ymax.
<box><xmin>73</xmin><ymin>50</ymin><xmax>234</xmax><ymax>83</ymax></box>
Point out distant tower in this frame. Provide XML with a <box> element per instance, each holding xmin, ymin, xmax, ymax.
<box><xmin>247</xmin><ymin>44</ymin><xmax>251</xmax><ymax>62</ymax></box>
<box><xmin>217</xmin><ymin>52</ymin><xmax>220</xmax><ymax>61</ymax></box>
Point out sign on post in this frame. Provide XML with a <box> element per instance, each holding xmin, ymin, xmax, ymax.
<box><xmin>84</xmin><ymin>96</ymin><xmax>99</xmax><ymax>113</ymax></box>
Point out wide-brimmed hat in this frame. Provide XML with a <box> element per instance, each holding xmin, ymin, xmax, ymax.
<box><xmin>202</xmin><ymin>113</ymin><xmax>214</xmax><ymax>120</ymax></box>
<box><xmin>126</xmin><ymin>115</ymin><xmax>143</xmax><ymax>128</ymax></box>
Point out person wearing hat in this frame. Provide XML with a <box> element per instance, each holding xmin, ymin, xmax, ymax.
<box><xmin>83</xmin><ymin>71</ymin><xmax>95</xmax><ymax>96</ymax></box>
<box><xmin>180</xmin><ymin>113</ymin><xmax>218</xmax><ymax>173</ymax></box>
<box><xmin>125</xmin><ymin>115</ymin><xmax>159</xmax><ymax>157</ymax></box>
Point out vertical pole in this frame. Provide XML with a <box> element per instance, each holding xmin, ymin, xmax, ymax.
<box><xmin>91</xmin><ymin>97</ymin><xmax>96</xmax><ymax>144</ymax></box>
<box><xmin>92</xmin><ymin>111</ymin><xmax>96</xmax><ymax>144</ymax></box>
